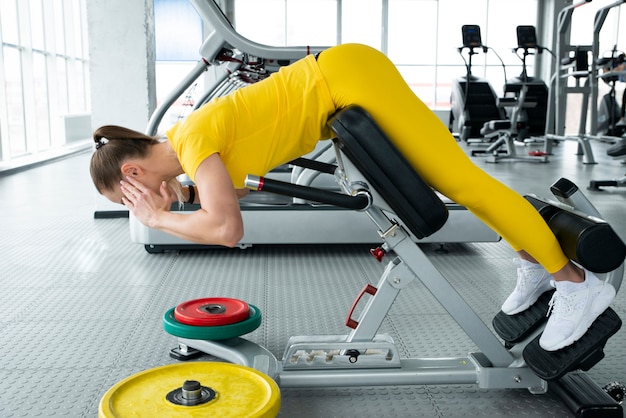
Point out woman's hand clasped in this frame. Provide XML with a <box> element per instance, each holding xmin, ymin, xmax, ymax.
<box><xmin>120</xmin><ymin>177</ymin><xmax>173</xmax><ymax>228</ymax></box>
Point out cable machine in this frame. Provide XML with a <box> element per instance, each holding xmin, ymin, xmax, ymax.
<box><xmin>545</xmin><ymin>0</ymin><xmax>597</xmax><ymax>163</ymax></box>
<box><xmin>590</xmin><ymin>0</ymin><xmax>626</xmax><ymax>136</ymax></box>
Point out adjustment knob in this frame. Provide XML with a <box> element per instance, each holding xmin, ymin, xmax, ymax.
<box><xmin>370</xmin><ymin>247</ymin><xmax>385</xmax><ymax>262</ymax></box>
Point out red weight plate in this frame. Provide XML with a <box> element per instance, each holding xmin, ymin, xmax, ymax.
<box><xmin>174</xmin><ymin>297</ymin><xmax>250</xmax><ymax>327</ymax></box>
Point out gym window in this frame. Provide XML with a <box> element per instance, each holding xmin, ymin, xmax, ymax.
<box><xmin>0</xmin><ymin>0</ymin><xmax>90</xmax><ymax>166</ymax></box>
<box><xmin>230</xmin><ymin>0</ymin><xmax>539</xmax><ymax>109</ymax></box>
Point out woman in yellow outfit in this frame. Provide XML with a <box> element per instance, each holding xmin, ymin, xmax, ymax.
<box><xmin>90</xmin><ymin>43</ymin><xmax>614</xmax><ymax>352</ymax></box>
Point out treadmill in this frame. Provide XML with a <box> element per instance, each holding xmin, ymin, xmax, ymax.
<box><xmin>131</xmin><ymin>0</ymin><xmax>499</xmax><ymax>252</ymax></box>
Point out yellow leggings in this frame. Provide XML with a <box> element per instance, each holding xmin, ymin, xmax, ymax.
<box><xmin>317</xmin><ymin>43</ymin><xmax>568</xmax><ymax>274</ymax></box>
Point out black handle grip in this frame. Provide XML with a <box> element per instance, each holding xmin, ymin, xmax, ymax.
<box><xmin>245</xmin><ymin>175</ymin><xmax>369</xmax><ymax>210</ymax></box>
<box><xmin>288</xmin><ymin>157</ymin><xmax>337</xmax><ymax>175</ymax></box>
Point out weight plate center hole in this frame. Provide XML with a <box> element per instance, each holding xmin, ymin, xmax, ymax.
<box><xmin>200</xmin><ymin>304</ymin><xmax>226</xmax><ymax>315</ymax></box>
<box><xmin>166</xmin><ymin>380</ymin><xmax>217</xmax><ymax>407</ymax></box>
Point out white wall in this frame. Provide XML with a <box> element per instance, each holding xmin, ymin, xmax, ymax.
<box><xmin>87</xmin><ymin>0</ymin><xmax>157</xmax><ymax>132</ymax></box>
<box><xmin>86</xmin><ymin>0</ymin><xmax>157</xmax><ymax>213</ymax></box>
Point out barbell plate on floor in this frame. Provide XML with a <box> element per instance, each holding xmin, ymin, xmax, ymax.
<box><xmin>98</xmin><ymin>362</ymin><xmax>280</xmax><ymax>418</ymax></box>
<box><xmin>175</xmin><ymin>297</ymin><xmax>250</xmax><ymax>326</ymax></box>
<box><xmin>163</xmin><ymin>304</ymin><xmax>262</xmax><ymax>340</ymax></box>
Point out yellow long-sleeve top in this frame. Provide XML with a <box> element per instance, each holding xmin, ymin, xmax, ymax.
<box><xmin>166</xmin><ymin>55</ymin><xmax>334</xmax><ymax>188</ymax></box>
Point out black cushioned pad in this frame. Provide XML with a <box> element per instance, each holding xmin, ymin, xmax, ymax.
<box><xmin>523</xmin><ymin>308</ymin><xmax>622</xmax><ymax>381</ymax></box>
<box><xmin>551</xmin><ymin>372</ymin><xmax>623</xmax><ymax>418</ymax></box>
<box><xmin>525</xmin><ymin>195</ymin><xmax>626</xmax><ymax>273</ymax></box>
<box><xmin>492</xmin><ymin>290</ymin><xmax>553</xmax><ymax>344</ymax></box>
<box><xmin>329</xmin><ymin>106</ymin><xmax>448</xmax><ymax>239</ymax></box>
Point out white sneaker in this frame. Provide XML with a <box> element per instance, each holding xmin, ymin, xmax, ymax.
<box><xmin>501</xmin><ymin>259</ymin><xmax>553</xmax><ymax>315</ymax></box>
<box><xmin>539</xmin><ymin>270</ymin><xmax>616</xmax><ymax>351</ymax></box>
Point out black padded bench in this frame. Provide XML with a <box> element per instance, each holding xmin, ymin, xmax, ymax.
<box><xmin>250</xmin><ymin>106</ymin><xmax>450</xmax><ymax>240</ymax></box>
<box><xmin>329</xmin><ymin>106</ymin><xmax>449</xmax><ymax>239</ymax></box>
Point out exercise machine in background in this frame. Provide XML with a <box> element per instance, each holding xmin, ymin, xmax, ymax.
<box><xmin>588</xmin><ymin>137</ymin><xmax>626</xmax><ymax>190</ymax></box>
<box><xmin>544</xmin><ymin>0</ymin><xmax>597</xmax><ymax>164</ymax></box>
<box><xmin>588</xmin><ymin>52</ymin><xmax>626</xmax><ymax>191</ymax></box>
<box><xmin>449</xmin><ymin>25</ymin><xmax>505</xmax><ymax>143</ymax></box>
<box><xmin>589</xmin><ymin>0</ymin><xmax>626</xmax><ymax>138</ymax></box>
<box><xmin>596</xmin><ymin>50</ymin><xmax>626</xmax><ymax>138</ymax></box>
<box><xmin>588</xmin><ymin>138</ymin><xmax>626</xmax><ymax>191</ymax></box>
<box><xmin>546</xmin><ymin>0</ymin><xmax>626</xmax><ymax>164</ymax></box>
<box><xmin>505</xmin><ymin>26</ymin><xmax>550</xmax><ymax>142</ymax></box>
<box><xmin>472</xmin><ymin>26</ymin><xmax>550</xmax><ymax>163</ymax></box>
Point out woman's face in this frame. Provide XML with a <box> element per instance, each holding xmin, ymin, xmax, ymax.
<box><xmin>102</xmin><ymin>169</ymin><xmax>165</xmax><ymax>205</ymax></box>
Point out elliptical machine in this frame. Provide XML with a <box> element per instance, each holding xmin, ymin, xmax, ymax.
<box><xmin>504</xmin><ymin>25</ymin><xmax>550</xmax><ymax>142</ymax></box>
<box><xmin>449</xmin><ymin>25</ymin><xmax>505</xmax><ymax>142</ymax></box>
<box><xmin>471</xmin><ymin>25</ymin><xmax>550</xmax><ymax>163</ymax></box>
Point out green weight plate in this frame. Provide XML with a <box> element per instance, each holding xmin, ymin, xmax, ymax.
<box><xmin>163</xmin><ymin>304</ymin><xmax>262</xmax><ymax>340</ymax></box>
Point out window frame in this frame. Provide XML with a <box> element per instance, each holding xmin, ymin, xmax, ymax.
<box><xmin>0</xmin><ymin>0</ymin><xmax>90</xmax><ymax>163</ymax></box>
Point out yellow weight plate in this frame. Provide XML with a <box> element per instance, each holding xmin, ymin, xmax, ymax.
<box><xmin>99</xmin><ymin>362</ymin><xmax>280</xmax><ymax>418</ymax></box>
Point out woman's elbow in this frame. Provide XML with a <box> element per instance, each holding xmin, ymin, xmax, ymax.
<box><xmin>220</xmin><ymin>221</ymin><xmax>244</xmax><ymax>248</ymax></box>
<box><xmin>222</xmin><ymin>231</ymin><xmax>243</xmax><ymax>248</ymax></box>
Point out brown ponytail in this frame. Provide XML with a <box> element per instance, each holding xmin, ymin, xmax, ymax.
<box><xmin>89</xmin><ymin>125</ymin><xmax>160</xmax><ymax>193</ymax></box>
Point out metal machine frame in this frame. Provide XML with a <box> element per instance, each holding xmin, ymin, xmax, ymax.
<box><xmin>166</xmin><ymin>106</ymin><xmax>625</xmax><ymax>416</ymax></box>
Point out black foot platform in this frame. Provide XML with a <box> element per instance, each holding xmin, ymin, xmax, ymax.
<box><xmin>551</xmin><ymin>371</ymin><xmax>623</xmax><ymax>418</ymax></box>
<box><xmin>492</xmin><ymin>290</ymin><xmax>554</xmax><ymax>345</ymax></box>
<box><xmin>588</xmin><ymin>179</ymin><xmax>622</xmax><ymax>191</ymax></box>
<box><xmin>523</xmin><ymin>308</ymin><xmax>622</xmax><ymax>381</ymax></box>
